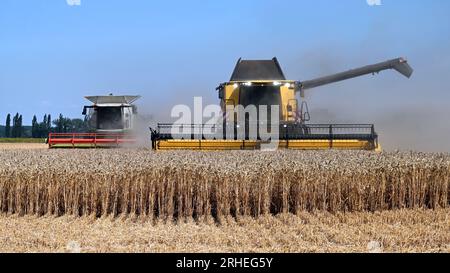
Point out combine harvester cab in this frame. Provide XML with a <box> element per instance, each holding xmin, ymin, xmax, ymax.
<box><xmin>49</xmin><ymin>95</ymin><xmax>140</xmax><ymax>148</ymax></box>
<box><xmin>151</xmin><ymin>57</ymin><xmax>413</xmax><ymax>151</ymax></box>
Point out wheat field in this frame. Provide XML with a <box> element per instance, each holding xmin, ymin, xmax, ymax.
<box><xmin>0</xmin><ymin>147</ymin><xmax>449</xmax><ymax>253</ymax></box>
<box><xmin>0</xmin><ymin>149</ymin><xmax>448</xmax><ymax>220</ymax></box>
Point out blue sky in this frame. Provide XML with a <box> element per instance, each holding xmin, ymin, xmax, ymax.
<box><xmin>1</xmin><ymin>0</ymin><xmax>450</xmax><ymax>150</ymax></box>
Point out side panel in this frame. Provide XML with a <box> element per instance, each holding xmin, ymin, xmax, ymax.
<box><xmin>226</xmin><ymin>84</ymin><xmax>239</xmax><ymax>107</ymax></box>
<box><xmin>123</xmin><ymin>107</ymin><xmax>132</xmax><ymax>130</ymax></box>
<box><xmin>223</xmin><ymin>84</ymin><xmax>239</xmax><ymax>121</ymax></box>
<box><xmin>279</xmin><ymin>85</ymin><xmax>297</xmax><ymax>122</ymax></box>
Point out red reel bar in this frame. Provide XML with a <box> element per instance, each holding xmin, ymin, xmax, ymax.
<box><xmin>48</xmin><ymin>133</ymin><xmax>137</xmax><ymax>148</ymax></box>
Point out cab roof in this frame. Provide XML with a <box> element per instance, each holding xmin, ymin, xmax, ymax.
<box><xmin>230</xmin><ymin>57</ymin><xmax>286</xmax><ymax>81</ymax></box>
<box><xmin>85</xmin><ymin>95</ymin><xmax>140</xmax><ymax>105</ymax></box>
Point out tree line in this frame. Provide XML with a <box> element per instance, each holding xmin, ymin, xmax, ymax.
<box><xmin>3</xmin><ymin>113</ymin><xmax>23</xmax><ymax>138</ymax></box>
<box><xmin>2</xmin><ymin>113</ymin><xmax>89</xmax><ymax>138</ymax></box>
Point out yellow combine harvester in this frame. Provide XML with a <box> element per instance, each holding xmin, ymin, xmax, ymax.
<box><xmin>151</xmin><ymin>57</ymin><xmax>413</xmax><ymax>151</ymax></box>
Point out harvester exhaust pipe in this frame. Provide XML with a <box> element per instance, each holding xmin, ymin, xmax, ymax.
<box><xmin>297</xmin><ymin>57</ymin><xmax>413</xmax><ymax>96</ymax></box>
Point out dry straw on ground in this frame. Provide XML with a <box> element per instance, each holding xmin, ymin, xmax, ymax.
<box><xmin>0</xmin><ymin>209</ymin><xmax>448</xmax><ymax>253</ymax></box>
<box><xmin>0</xmin><ymin>143</ymin><xmax>47</xmax><ymax>150</ymax></box>
<box><xmin>0</xmin><ymin>149</ymin><xmax>448</xmax><ymax>221</ymax></box>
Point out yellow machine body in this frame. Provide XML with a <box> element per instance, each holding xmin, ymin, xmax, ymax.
<box><xmin>220</xmin><ymin>80</ymin><xmax>298</xmax><ymax>123</ymax></box>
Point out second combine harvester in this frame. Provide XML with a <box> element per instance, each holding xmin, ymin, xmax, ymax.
<box><xmin>151</xmin><ymin>57</ymin><xmax>413</xmax><ymax>151</ymax></box>
<box><xmin>48</xmin><ymin>95</ymin><xmax>140</xmax><ymax>148</ymax></box>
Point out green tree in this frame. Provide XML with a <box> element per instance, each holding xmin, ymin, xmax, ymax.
<box><xmin>32</xmin><ymin>115</ymin><xmax>38</xmax><ymax>138</ymax></box>
<box><xmin>43</xmin><ymin>114</ymin><xmax>47</xmax><ymax>129</ymax></box>
<box><xmin>63</xmin><ymin>117</ymin><xmax>72</xmax><ymax>133</ymax></box>
<box><xmin>53</xmin><ymin>114</ymin><xmax>65</xmax><ymax>133</ymax></box>
<box><xmin>12</xmin><ymin>113</ymin><xmax>19</xmax><ymax>138</ymax></box>
<box><xmin>70</xmin><ymin>118</ymin><xmax>88</xmax><ymax>132</ymax></box>
<box><xmin>41</xmin><ymin>114</ymin><xmax>48</xmax><ymax>137</ymax></box>
<box><xmin>51</xmin><ymin>115</ymin><xmax>88</xmax><ymax>133</ymax></box>
<box><xmin>18</xmin><ymin>115</ymin><xmax>23</xmax><ymax>138</ymax></box>
<box><xmin>5</xmin><ymin>114</ymin><xmax>11</xmax><ymax>138</ymax></box>
<box><xmin>47</xmin><ymin>114</ymin><xmax>52</xmax><ymax>133</ymax></box>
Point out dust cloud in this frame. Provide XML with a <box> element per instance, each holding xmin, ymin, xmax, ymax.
<box><xmin>309</xmin><ymin>106</ymin><xmax>450</xmax><ymax>152</ymax></box>
<box><xmin>283</xmin><ymin>38</ymin><xmax>450</xmax><ymax>153</ymax></box>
